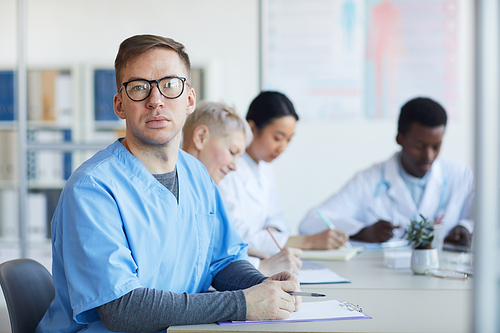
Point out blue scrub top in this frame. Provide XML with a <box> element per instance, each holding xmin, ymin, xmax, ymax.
<box><xmin>36</xmin><ymin>140</ymin><xmax>248</xmax><ymax>333</ymax></box>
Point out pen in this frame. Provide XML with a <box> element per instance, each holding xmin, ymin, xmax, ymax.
<box><xmin>266</xmin><ymin>227</ymin><xmax>283</xmax><ymax>251</ymax></box>
<box><xmin>367</xmin><ymin>207</ymin><xmax>401</xmax><ymax>229</ymax></box>
<box><xmin>366</xmin><ymin>207</ymin><xmax>380</xmax><ymax>220</ymax></box>
<box><xmin>316</xmin><ymin>211</ymin><xmax>352</xmax><ymax>249</ymax></box>
<box><xmin>287</xmin><ymin>291</ymin><xmax>325</xmax><ymax>297</ymax></box>
<box><xmin>316</xmin><ymin>210</ymin><xmax>335</xmax><ymax>229</ymax></box>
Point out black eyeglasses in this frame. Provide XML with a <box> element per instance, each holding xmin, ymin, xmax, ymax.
<box><xmin>119</xmin><ymin>76</ymin><xmax>187</xmax><ymax>101</ymax></box>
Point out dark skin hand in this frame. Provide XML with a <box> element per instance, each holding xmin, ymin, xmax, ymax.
<box><xmin>444</xmin><ymin>226</ymin><xmax>471</xmax><ymax>246</ymax></box>
<box><xmin>351</xmin><ymin>220</ymin><xmax>400</xmax><ymax>243</ymax></box>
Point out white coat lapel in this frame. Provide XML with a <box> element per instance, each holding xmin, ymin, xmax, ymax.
<box><xmin>241</xmin><ymin>153</ymin><xmax>266</xmax><ymax>206</ymax></box>
<box><xmin>385</xmin><ymin>153</ymin><xmax>417</xmax><ymax>216</ymax></box>
<box><xmin>418</xmin><ymin>159</ymin><xmax>443</xmax><ymax>219</ymax></box>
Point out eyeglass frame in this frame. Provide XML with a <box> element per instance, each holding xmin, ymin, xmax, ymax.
<box><xmin>118</xmin><ymin>76</ymin><xmax>189</xmax><ymax>102</ymax></box>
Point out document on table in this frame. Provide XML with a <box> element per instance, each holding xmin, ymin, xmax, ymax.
<box><xmin>218</xmin><ymin>300</ymin><xmax>371</xmax><ymax>325</ymax></box>
<box><xmin>296</xmin><ymin>260</ymin><xmax>350</xmax><ymax>284</ymax></box>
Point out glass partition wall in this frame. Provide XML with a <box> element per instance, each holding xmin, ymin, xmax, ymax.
<box><xmin>473</xmin><ymin>1</ymin><xmax>500</xmax><ymax>332</ymax></box>
<box><xmin>1</xmin><ymin>0</ymin><xmax>499</xmax><ymax>331</ymax></box>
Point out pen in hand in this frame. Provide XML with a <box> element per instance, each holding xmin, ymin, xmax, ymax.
<box><xmin>287</xmin><ymin>291</ymin><xmax>325</xmax><ymax>297</ymax></box>
<box><xmin>366</xmin><ymin>207</ymin><xmax>401</xmax><ymax>229</ymax></box>
<box><xmin>316</xmin><ymin>211</ymin><xmax>352</xmax><ymax>249</ymax></box>
<box><xmin>266</xmin><ymin>227</ymin><xmax>283</xmax><ymax>251</ymax></box>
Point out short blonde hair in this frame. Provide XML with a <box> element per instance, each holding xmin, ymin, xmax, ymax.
<box><xmin>183</xmin><ymin>100</ymin><xmax>252</xmax><ymax>145</ymax></box>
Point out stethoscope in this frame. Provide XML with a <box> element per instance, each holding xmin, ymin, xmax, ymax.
<box><xmin>373</xmin><ymin>164</ymin><xmax>448</xmax><ymax>225</ymax></box>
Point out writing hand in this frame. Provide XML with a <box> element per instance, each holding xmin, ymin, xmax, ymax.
<box><xmin>351</xmin><ymin>220</ymin><xmax>398</xmax><ymax>243</ymax></box>
<box><xmin>267</xmin><ymin>271</ymin><xmax>302</xmax><ymax>312</ymax></box>
<box><xmin>307</xmin><ymin>229</ymin><xmax>349</xmax><ymax>250</ymax></box>
<box><xmin>444</xmin><ymin>226</ymin><xmax>471</xmax><ymax>246</ymax></box>
<box><xmin>243</xmin><ymin>271</ymin><xmax>301</xmax><ymax>320</ymax></box>
<box><xmin>259</xmin><ymin>248</ymin><xmax>303</xmax><ymax>276</ymax></box>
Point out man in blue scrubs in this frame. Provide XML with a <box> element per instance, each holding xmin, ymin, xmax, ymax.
<box><xmin>36</xmin><ymin>35</ymin><xmax>301</xmax><ymax>333</ymax></box>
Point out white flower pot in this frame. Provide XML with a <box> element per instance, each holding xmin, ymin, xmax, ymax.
<box><xmin>411</xmin><ymin>248</ymin><xmax>439</xmax><ymax>274</ymax></box>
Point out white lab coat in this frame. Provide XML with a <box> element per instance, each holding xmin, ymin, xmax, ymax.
<box><xmin>299</xmin><ymin>153</ymin><xmax>475</xmax><ymax>240</ymax></box>
<box><xmin>218</xmin><ymin>152</ymin><xmax>289</xmax><ymax>255</ymax></box>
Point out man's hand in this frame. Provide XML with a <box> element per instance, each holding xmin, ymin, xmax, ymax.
<box><xmin>259</xmin><ymin>248</ymin><xmax>303</xmax><ymax>276</ymax></box>
<box><xmin>444</xmin><ymin>226</ymin><xmax>471</xmax><ymax>246</ymax></box>
<box><xmin>351</xmin><ymin>220</ymin><xmax>398</xmax><ymax>243</ymax></box>
<box><xmin>267</xmin><ymin>271</ymin><xmax>302</xmax><ymax>312</ymax></box>
<box><xmin>243</xmin><ymin>271</ymin><xmax>301</xmax><ymax>320</ymax></box>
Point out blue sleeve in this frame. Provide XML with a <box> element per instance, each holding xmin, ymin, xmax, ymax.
<box><xmin>57</xmin><ymin>180</ymin><xmax>141</xmax><ymax>324</ymax></box>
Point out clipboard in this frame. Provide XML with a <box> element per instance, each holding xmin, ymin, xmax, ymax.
<box><xmin>218</xmin><ymin>299</ymin><xmax>372</xmax><ymax>325</ymax></box>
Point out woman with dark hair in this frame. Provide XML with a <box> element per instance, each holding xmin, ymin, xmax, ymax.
<box><xmin>218</xmin><ymin>91</ymin><xmax>349</xmax><ymax>276</ymax></box>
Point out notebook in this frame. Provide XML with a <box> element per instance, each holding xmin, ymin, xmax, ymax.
<box><xmin>300</xmin><ymin>246</ymin><xmax>364</xmax><ymax>261</ymax></box>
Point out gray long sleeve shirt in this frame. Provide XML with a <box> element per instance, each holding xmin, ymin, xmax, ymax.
<box><xmin>97</xmin><ymin>257</ymin><xmax>267</xmax><ymax>332</ymax></box>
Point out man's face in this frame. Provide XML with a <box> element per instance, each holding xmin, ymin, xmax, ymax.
<box><xmin>114</xmin><ymin>48</ymin><xmax>195</xmax><ymax>148</ymax></box>
<box><xmin>396</xmin><ymin>122</ymin><xmax>445</xmax><ymax>178</ymax></box>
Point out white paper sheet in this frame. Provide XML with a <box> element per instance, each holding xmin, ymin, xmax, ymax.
<box><xmin>220</xmin><ymin>300</ymin><xmax>370</xmax><ymax>325</ymax></box>
<box><xmin>296</xmin><ymin>266</ymin><xmax>350</xmax><ymax>284</ymax></box>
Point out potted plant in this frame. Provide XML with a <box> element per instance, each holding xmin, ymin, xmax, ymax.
<box><xmin>402</xmin><ymin>215</ymin><xmax>439</xmax><ymax>274</ymax></box>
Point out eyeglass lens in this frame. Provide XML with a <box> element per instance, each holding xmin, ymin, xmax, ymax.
<box><xmin>125</xmin><ymin>77</ymin><xmax>184</xmax><ymax>101</ymax></box>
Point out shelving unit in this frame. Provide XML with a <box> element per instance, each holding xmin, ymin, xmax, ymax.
<box><xmin>0</xmin><ymin>62</ymin><xmax>205</xmax><ymax>260</ymax></box>
<box><xmin>0</xmin><ymin>65</ymin><xmax>122</xmax><ymax>261</ymax></box>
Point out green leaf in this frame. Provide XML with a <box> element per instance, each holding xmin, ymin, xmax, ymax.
<box><xmin>401</xmin><ymin>215</ymin><xmax>435</xmax><ymax>249</ymax></box>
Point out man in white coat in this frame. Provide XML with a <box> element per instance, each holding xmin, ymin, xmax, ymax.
<box><xmin>299</xmin><ymin>97</ymin><xmax>474</xmax><ymax>246</ymax></box>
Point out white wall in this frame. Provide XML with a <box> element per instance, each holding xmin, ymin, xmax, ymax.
<box><xmin>0</xmin><ymin>0</ymin><xmax>261</xmax><ymax>112</ymax></box>
<box><xmin>0</xmin><ymin>0</ymin><xmax>474</xmax><ymax>234</ymax></box>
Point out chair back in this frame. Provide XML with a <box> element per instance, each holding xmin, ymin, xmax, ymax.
<box><xmin>0</xmin><ymin>259</ymin><xmax>55</xmax><ymax>333</ymax></box>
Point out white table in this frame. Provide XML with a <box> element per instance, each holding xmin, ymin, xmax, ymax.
<box><xmin>168</xmin><ymin>250</ymin><xmax>473</xmax><ymax>333</ymax></box>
